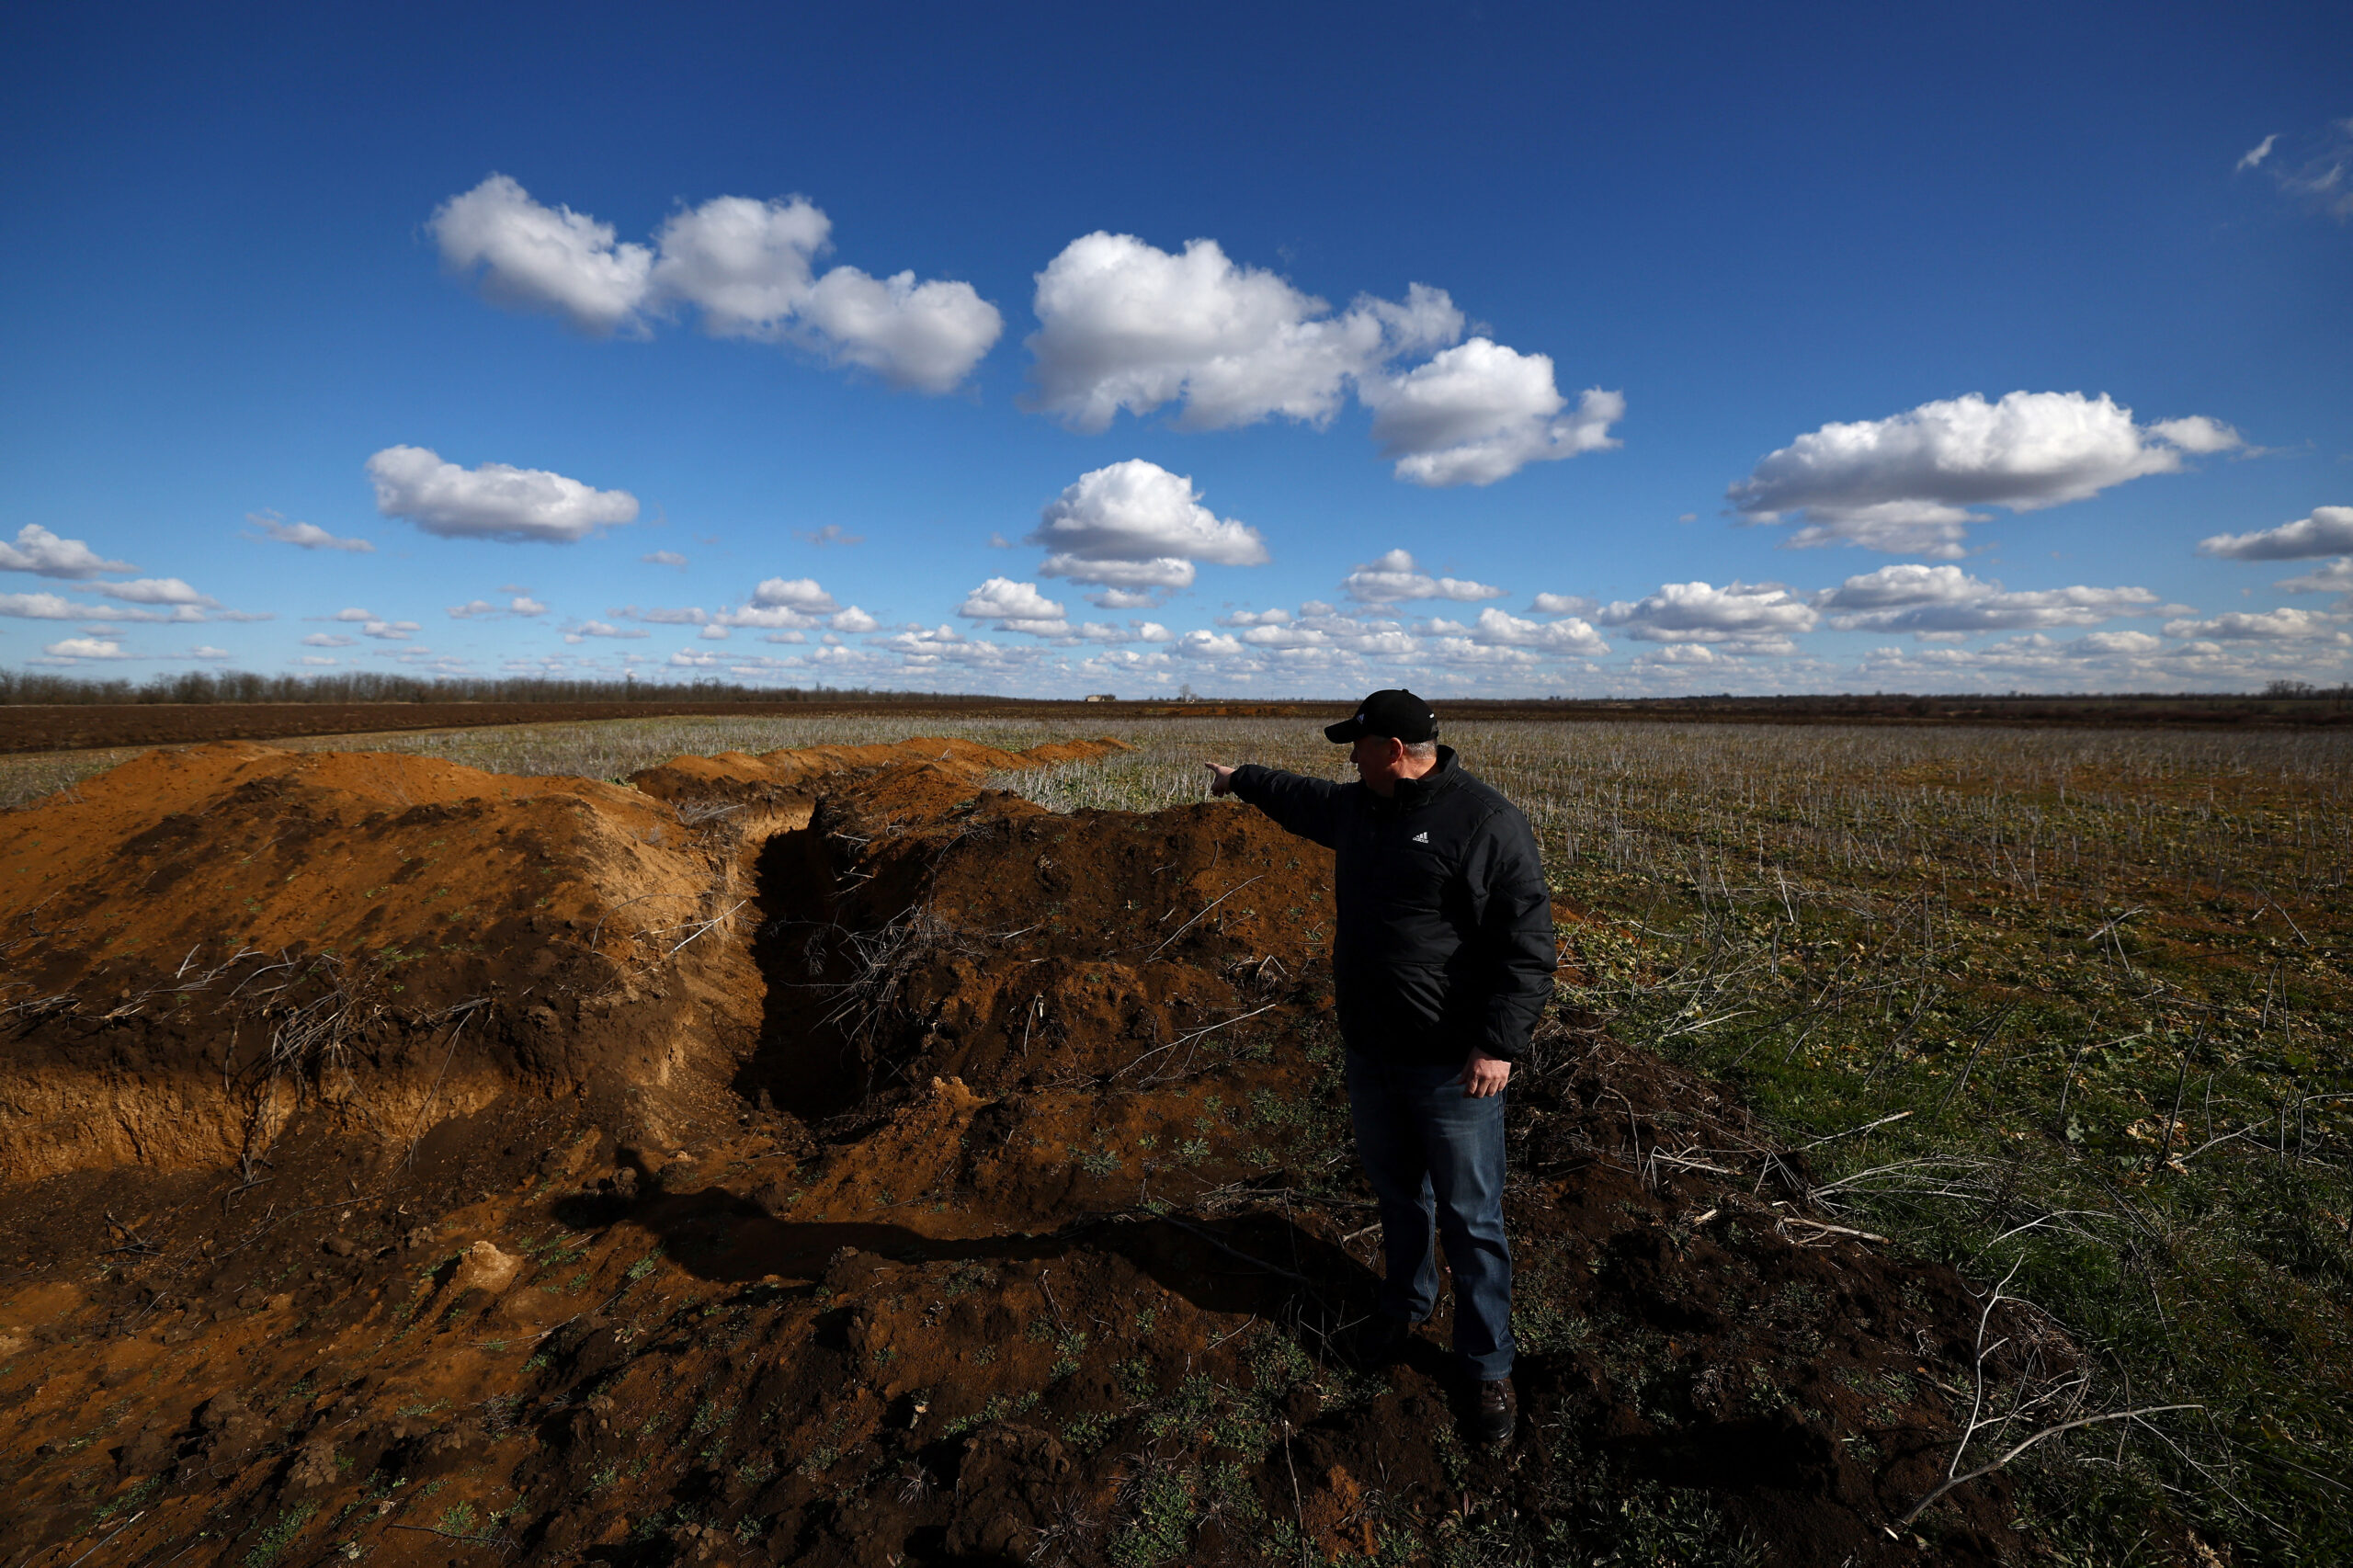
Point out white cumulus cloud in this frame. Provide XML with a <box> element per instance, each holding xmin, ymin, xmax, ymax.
<box><xmin>91</xmin><ymin>578</ymin><xmax>215</xmax><ymax>608</ymax></box>
<box><xmin>1339</xmin><ymin>550</ymin><xmax>1506</xmax><ymax>606</ymax></box>
<box><xmin>959</xmin><ymin>577</ymin><xmax>1070</xmax><ymax>637</ymax></box>
<box><xmin>1026</xmin><ymin>234</ymin><xmax>1434</xmax><ymax>432</ymax></box>
<box><xmin>750</xmin><ymin>577</ymin><xmax>839</xmax><ymax>613</ymax></box>
<box><xmin>2162</xmin><ymin>608</ymin><xmax>2350</xmax><ymax>643</ymax></box>
<box><xmin>2276</xmin><ymin>560</ymin><xmax>2353</xmax><ymax>597</ymax></box>
<box><xmin>881</xmin><ymin>623</ymin><xmax>1039</xmax><ymax>669</ymax></box>
<box><xmin>447</xmin><ymin>594</ymin><xmax>547</xmax><ymax>619</ymax></box>
<box><xmin>430</xmin><ymin>176</ymin><xmax>1001</xmax><ymax>392</ymax></box>
<box><xmin>0</xmin><ymin>592</ymin><xmax>183</xmax><ymax>623</ymax></box>
<box><xmin>792</xmin><ymin>263</ymin><xmax>1005</xmax><ymax>394</ymax></box>
<box><xmin>1597</xmin><ymin>581</ymin><xmax>1819</xmax><ymax>653</ymax></box>
<box><xmin>1633</xmin><ymin>643</ymin><xmax>1730</xmax><ymax>667</ymax></box>
<box><xmin>1235</xmin><ymin>621</ymin><xmax>1327</xmax><ymax>649</ymax></box>
<box><xmin>1175</xmin><ymin>630</ymin><xmax>1248</xmax><ymax>659</ymax></box>
<box><xmin>1365</xmin><ymin>344</ymin><xmax>1622</xmax><ymax>487</ymax></box>
<box><xmin>1421</xmin><ymin>639</ymin><xmax>1541</xmax><ymax>668</ymax></box>
<box><xmin>301</xmin><ymin>632</ymin><xmax>354</xmax><ymax>647</ymax></box>
<box><xmin>2145</xmin><ymin>416</ymin><xmax>2242</xmax><ymax>455</ymax></box>
<box><xmin>1029</xmin><ymin>460</ymin><xmax>1268</xmax><ymax>601</ymax></box>
<box><xmin>42</xmin><ymin>637</ymin><xmax>131</xmax><ymax>660</ymax></box>
<box><xmin>1024</xmin><ymin>232</ymin><xmax>1614</xmax><ymax>485</ymax></box>
<box><xmin>829</xmin><ymin>607</ymin><xmax>880</xmax><ymax>633</ymax></box>
<box><xmin>647</xmin><ymin>194</ymin><xmax>831</xmax><ymax>335</ymax></box>
<box><xmin>0</xmin><ymin>592</ymin><xmax>89</xmax><ymax>619</ymax></box>
<box><xmin>1083</xmin><ymin>587</ymin><xmax>1164</xmax><ymax>609</ymax></box>
<box><xmin>713</xmin><ymin>576</ymin><xmax>844</xmax><ymax>630</ymax></box>
<box><xmin>2197</xmin><ymin>506</ymin><xmax>2353</xmax><ymax>561</ymax></box>
<box><xmin>2077</xmin><ymin>630</ymin><xmax>2165</xmax><ymax>655</ymax></box>
<box><xmin>1728</xmin><ymin>392</ymin><xmax>2243</xmax><ymax>556</ymax></box>
<box><xmin>1853</xmin><ymin>626</ymin><xmax>2351</xmax><ymax>693</ymax></box>
<box><xmin>1815</xmin><ymin>564</ymin><xmax>2161</xmax><ymax>636</ymax></box>
<box><xmin>429</xmin><ymin>175</ymin><xmax>654</xmax><ymax>335</ymax></box>
<box><xmin>367</xmin><ymin>445</ymin><xmax>639</xmax><ymax>543</ymax></box>
<box><xmin>1425</xmin><ymin>606</ymin><xmax>1610</xmax><ymax>656</ymax></box>
<box><xmin>248</xmin><ymin>512</ymin><xmax>373</xmax><ymax>552</ymax></box>
<box><xmin>0</xmin><ymin>524</ymin><xmax>135</xmax><ymax>579</ymax></box>
<box><xmin>565</xmin><ymin>620</ymin><xmax>650</xmax><ymax>643</ymax></box>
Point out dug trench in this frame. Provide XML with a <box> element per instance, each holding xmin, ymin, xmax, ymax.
<box><xmin>0</xmin><ymin>737</ymin><xmax>2052</xmax><ymax>1566</ymax></box>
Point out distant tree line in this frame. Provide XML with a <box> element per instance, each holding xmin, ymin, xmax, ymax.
<box><xmin>0</xmin><ymin>670</ymin><xmax>973</xmax><ymax>707</ymax></box>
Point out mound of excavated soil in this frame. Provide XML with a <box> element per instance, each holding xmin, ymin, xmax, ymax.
<box><xmin>1</xmin><ymin>741</ymin><xmax>754</xmax><ymax>1186</ymax></box>
<box><xmin>625</xmin><ymin>735</ymin><xmax>1105</xmax><ymax>807</ymax></box>
<box><xmin>0</xmin><ymin>737</ymin><xmax>2040</xmax><ymax>1567</ymax></box>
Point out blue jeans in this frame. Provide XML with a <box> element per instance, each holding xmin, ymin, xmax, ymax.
<box><xmin>1344</xmin><ymin>1051</ymin><xmax>1513</xmax><ymax>1381</ymax></box>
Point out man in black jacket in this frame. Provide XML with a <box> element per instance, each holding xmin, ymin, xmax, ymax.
<box><xmin>1206</xmin><ymin>689</ymin><xmax>1553</xmax><ymax>1443</ymax></box>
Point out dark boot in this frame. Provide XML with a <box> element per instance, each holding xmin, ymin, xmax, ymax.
<box><xmin>1472</xmin><ymin>1378</ymin><xmax>1516</xmax><ymax>1444</ymax></box>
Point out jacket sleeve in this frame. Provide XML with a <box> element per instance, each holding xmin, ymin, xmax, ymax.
<box><xmin>1461</xmin><ymin>803</ymin><xmax>1557</xmax><ymax>1061</ymax></box>
<box><xmin>1229</xmin><ymin>766</ymin><xmax>1346</xmax><ymax>850</ymax></box>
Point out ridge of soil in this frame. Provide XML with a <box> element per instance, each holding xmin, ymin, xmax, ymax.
<box><xmin>0</xmin><ymin>737</ymin><xmax>2046</xmax><ymax>1566</ymax></box>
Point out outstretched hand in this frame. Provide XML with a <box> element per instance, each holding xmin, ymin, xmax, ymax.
<box><xmin>1456</xmin><ymin>1049</ymin><xmax>1511</xmax><ymax>1097</ymax></box>
<box><xmin>1204</xmin><ymin>763</ymin><xmax>1237</xmax><ymax>797</ymax></box>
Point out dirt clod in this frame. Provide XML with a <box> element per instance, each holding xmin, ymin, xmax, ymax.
<box><xmin>448</xmin><ymin>1239</ymin><xmax>522</xmax><ymax>1297</ymax></box>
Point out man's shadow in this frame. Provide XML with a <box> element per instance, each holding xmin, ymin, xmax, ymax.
<box><xmin>551</xmin><ymin>1184</ymin><xmax>1389</xmax><ymax>1354</ymax></box>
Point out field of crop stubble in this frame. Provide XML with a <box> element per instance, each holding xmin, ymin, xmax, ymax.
<box><xmin>6</xmin><ymin>712</ymin><xmax>2346</xmax><ymax>1562</ymax></box>
<box><xmin>1014</xmin><ymin>718</ymin><xmax>2353</xmax><ymax>1564</ymax></box>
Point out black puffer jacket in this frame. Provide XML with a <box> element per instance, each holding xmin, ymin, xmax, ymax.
<box><xmin>1231</xmin><ymin>747</ymin><xmax>1555</xmax><ymax>1064</ymax></box>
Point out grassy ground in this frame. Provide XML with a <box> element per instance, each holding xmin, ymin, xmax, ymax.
<box><xmin>11</xmin><ymin>712</ymin><xmax>2347</xmax><ymax>1562</ymax></box>
<box><xmin>1004</xmin><ymin>719</ymin><xmax>2353</xmax><ymax>1566</ymax></box>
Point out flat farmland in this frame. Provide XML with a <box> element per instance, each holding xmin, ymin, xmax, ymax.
<box><xmin>1013</xmin><ymin>716</ymin><xmax>2353</xmax><ymax>1562</ymax></box>
<box><xmin>0</xmin><ymin>699</ymin><xmax>1090</xmax><ymax>756</ymax></box>
<box><xmin>0</xmin><ymin>714</ymin><xmax>2344</xmax><ymax>1565</ymax></box>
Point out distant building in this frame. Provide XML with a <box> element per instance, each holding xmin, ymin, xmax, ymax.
<box><xmin>1082</xmin><ymin>693</ymin><xmax>1117</xmax><ymax>703</ymax></box>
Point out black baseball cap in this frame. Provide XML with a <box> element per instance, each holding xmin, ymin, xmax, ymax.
<box><xmin>1324</xmin><ymin>688</ymin><xmax>1438</xmax><ymax>744</ymax></box>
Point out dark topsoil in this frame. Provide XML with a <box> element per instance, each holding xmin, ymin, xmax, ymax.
<box><xmin>0</xmin><ymin>744</ymin><xmax>2086</xmax><ymax>1566</ymax></box>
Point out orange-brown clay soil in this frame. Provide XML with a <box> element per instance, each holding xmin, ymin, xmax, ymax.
<box><xmin>0</xmin><ymin>737</ymin><xmax>2040</xmax><ymax>1565</ymax></box>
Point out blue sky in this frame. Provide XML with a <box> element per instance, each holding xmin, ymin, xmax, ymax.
<box><xmin>3</xmin><ymin>1</ymin><xmax>2348</xmax><ymax>697</ymax></box>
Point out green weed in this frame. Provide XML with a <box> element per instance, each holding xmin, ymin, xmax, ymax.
<box><xmin>241</xmin><ymin>1501</ymin><xmax>319</xmax><ymax>1568</ymax></box>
